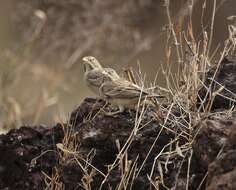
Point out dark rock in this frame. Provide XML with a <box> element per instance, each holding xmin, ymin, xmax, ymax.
<box><xmin>0</xmin><ymin>124</ymin><xmax>63</xmax><ymax>190</ymax></box>
<box><xmin>1</xmin><ymin>97</ymin><xmax>234</xmax><ymax>190</ymax></box>
<box><xmin>193</xmin><ymin>119</ymin><xmax>236</xmax><ymax>167</ymax></box>
<box><xmin>198</xmin><ymin>56</ymin><xmax>236</xmax><ymax>111</ymax></box>
<box><xmin>0</xmin><ymin>97</ymin><xmax>193</xmax><ymax>190</ymax></box>
<box><xmin>67</xmin><ymin>97</ymin><xmax>178</xmax><ymax>189</ymax></box>
<box><xmin>193</xmin><ymin>118</ymin><xmax>236</xmax><ymax>190</ymax></box>
<box><xmin>207</xmin><ymin>150</ymin><xmax>236</xmax><ymax>190</ymax></box>
<box><xmin>0</xmin><ymin>55</ymin><xmax>236</xmax><ymax>189</ymax></box>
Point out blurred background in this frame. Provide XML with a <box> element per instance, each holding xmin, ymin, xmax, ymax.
<box><xmin>0</xmin><ymin>0</ymin><xmax>235</xmax><ymax>132</ymax></box>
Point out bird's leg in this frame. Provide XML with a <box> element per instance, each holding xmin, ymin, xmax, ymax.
<box><xmin>104</xmin><ymin>105</ymin><xmax>125</xmax><ymax>116</ymax></box>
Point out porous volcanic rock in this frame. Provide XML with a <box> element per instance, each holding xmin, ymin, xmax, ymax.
<box><xmin>0</xmin><ymin>55</ymin><xmax>235</xmax><ymax>189</ymax></box>
<box><xmin>0</xmin><ymin>124</ymin><xmax>63</xmax><ymax>189</ymax></box>
<box><xmin>198</xmin><ymin>56</ymin><xmax>236</xmax><ymax>111</ymax></box>
<box><xmin>0</xmin><ymin>98</ymin><xmax>193</xmax><ymax>190</ymax></box>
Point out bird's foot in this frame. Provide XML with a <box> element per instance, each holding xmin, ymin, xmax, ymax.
<box><xmin>103</xmin><ymin>105</ymin><xmax>124</xmax><ymax>116</ymax></box>
<box><xmin>104</xmin><ymin>110</ymin><xmax>122</xmax><ymax>116</ymax></box>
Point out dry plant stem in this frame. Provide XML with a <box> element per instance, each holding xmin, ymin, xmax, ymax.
<box><xmin>56</xmin><ymin>144</ymin><xmax>106</xmax><ymax>177</ymax></box>
<box><xmin>173</xmin><ymin>151</ymin><xmax>188</xmax><ymax>190</ymax></box>
<box><xmin>164</xmin><ymin>142</ymin><xmax>172</xmax><ymax>173</ymax></box>
<box><xmin>74</xmin><ymin>154</ymin><xmax>106</xmax><ymax>178</ymax></box>
<box><xmin>186</xmin><ymin>149</ymin><xmax>193</xmax><ymax>190</ymax></box>
<box><xmin>207</xmin><ymin>0</ymin><xmax>216</xmax><ymax>57</ymax></box>
<box><xmin>165</xmin><ymin>0</ymin><xmax>182</xmax><ymax>65</ymax></box>
<box><xmin>196</xmin><ymin>142</ymin><xmax>226</xmax><ymax>190</ymax></box>
<box><xmin>43</xmin><ymin>170</ymin><xmax>62</xmax><ymax>190</ymax></box>
<box><xmin>116</xmin><ymin>155</ymin><xmax>138</xmax><ymax>190</ymax></box>
<box><xmin>124</xmin><ymin>67</ymin><xmax>137</xmax><ymax>85</ymax></box>
<box><xmin>197</xmin><ymin>0</ymin><xmax>226</xmax><ymax>41</ymax></box>
<box><xmin>196</xmin><ymin>171</ymin><xmax>208</xmax><ymax>190</ymax></box>
<box><xmin>201</xmin><ymin>0</ymin><xmax>206</xmax><ymax>36</ymax></box>
<box><xmin>135</xmin><ymin>124</ymin><xmax>164</xmax><ymax>177</ymax></box>
<box><xmin>147</xmin><ymin>176</ymin><xmax>160</xmax><ymax>190</ymax></box>
<box><xmin>149</xmin><ymin>138</ymin><xmax>180</xmax><ymax>188</ymax></box>
<box><xmin>99</xmin><ymin>102</ymin><xmax>147</xmax><ymax>190</ymax></box>
<box><xmin>157</xmin><ymin>161</ymin><xmax>164</xmax><ymax>188</ymax></box>
<box><xmin>211</xmin><ymin>79</ymin><xmax>236</xmax><ymax>101</ymax></box>
<box><xmin>129</xmin><ymin>159</ymin><xmax>138</xmax><ymax>190</ymax></box>
<box><xmin>125</xmin><ymin>158</ymin><xmax>139</xmax><ymax>189</ymax></box>
<box><xmin>202</xmin><ymin>46</ymin><xmax>227</xmax><ymax>112</ymax></box>
<box><xmin>197</xmin><ymin>49</ymin><xmax>222</xmax><ymax>112</ymax></box>
<box><xmin>75</xmin><ymin>157</ymin><xmax>96</xmax><ymax>189</ymax></box>
<box><xmin>210</xmin><ymin>43</ymin><xmax>221</xmax><ymax>61</ymax></box>
<box><xmin>85</xmin><ymin>100</ymin><xmax>107</xmax><ymax>121</ymax></box>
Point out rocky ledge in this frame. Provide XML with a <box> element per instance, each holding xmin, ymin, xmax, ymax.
<box><xmin>0</xmin><ymin>56</ymin><xmax>235</xmax><ymax>190</ymax></box>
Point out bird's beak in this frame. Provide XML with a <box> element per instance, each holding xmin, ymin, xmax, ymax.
<box><xmin>82</xmin><ymin>57</ymin><xmax>94</xmax><ymax>72</ymax></box>
<box><xmin>82</xmin><ymin>57</ymin><xmax>88</xmax><ymax>62</ymax></box>
<box><xmin>82</xmin><ymin>56</ymin><xmax>102</xmax><ymax>70</ymax></box>
<box><xmin>82</xmin><ymin>57</ymin><xmax>88</xmax><ymax>72</ymax></box>
<box><xmin>82</xmin><ymin>57</ymin><xmax>89</xmax><ymax>65</ymax></box>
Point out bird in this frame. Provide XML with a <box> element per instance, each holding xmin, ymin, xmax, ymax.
<box><xmin>99</xmin><ymin>77</ymin><xmax>165</xmax><ymax>115</ymax></box>
<box><xmin>83</xmin><ymin>56</ymin><xmax>165</xmax><ymax>115</ymax></box>
<box><xmin>103</xmin><ymin>67</ymin><xmax>121</xmax><ymax>80</ymax></box>
<box><xmin>83</xmin><ymin>56</ymin><xmax>120</xmax><ymax>96</ymax></box>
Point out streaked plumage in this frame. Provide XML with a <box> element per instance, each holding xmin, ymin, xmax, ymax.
<box><xmin>83</xmin><ymin>56</ymin><xmax>119</xmax><ymax>96</ymax></box>
<box><xmin>83</xmin><ymin>56</ymin><xmax>164</xmax><ymax>115</ymax></box>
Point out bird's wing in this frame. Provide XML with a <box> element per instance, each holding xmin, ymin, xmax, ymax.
<box><xmin>100</xmin><ymin>80</ymin><xmax>148</xmax><ymax>99</ymax></box>
<box><xmin>104</xmin><ymin>68</ymin><xmax>120</xmax><ymax>79</ymax></box>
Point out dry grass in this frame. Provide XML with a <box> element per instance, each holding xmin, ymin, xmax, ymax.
<box><xmin>41</xmin><ymin>1</ymin><xmax>236</xmax><ymax>189</ymax></box>
<box><xmin>0</xmin><ymin>0</ymin><xmax>235</xmax><ymax>189</ymax></box>
<box><xmin>0</xmin><ymin>0</ymin><xmax>164</xmax><ymax>133</ymax></box>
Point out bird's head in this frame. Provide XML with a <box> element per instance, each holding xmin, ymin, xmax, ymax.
<box><xmin>82</xmin><ymin>56</ymin><xmax>103</xmax><ymax>72</ymax></box>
